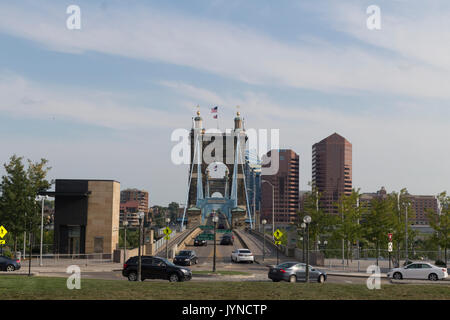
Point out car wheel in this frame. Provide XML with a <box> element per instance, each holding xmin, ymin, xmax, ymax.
<box><xmin>6</xmin><ymin>265</ymin><xmax>15</xmax><ymax>272</ymax></box>
<box><xmin>393</xmin><ymin>272</ymin><xmax>402</xmax><ymax>280</ymax></box>
<box><xmin>169</xmin><ymin>273</ymin><xmax>179</xmax><ymax>282</ymax></box>
<box><xmin>318</xmin><ymin>275</ymin><xmax>325</xmax><ymax>283</ymax></box>
<box><xmin>428</xmin><ymin>273</ymin><xmax>438</xmax><ymax>281</ymax></box>
<box><xmin>289</xmin><ymin>275</ymin><xmax>297</xmax><ymax>283</ymax></box>
<box><xmin>127</xmin><ymin>272</ymin><xmax>137</xmax><ymax>281</ymax></box>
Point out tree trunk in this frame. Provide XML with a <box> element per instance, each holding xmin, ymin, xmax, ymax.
<box><xmin>14</xmin><ymin>235</ymin><xmax>17</xmax><ymax>253</ymax></box>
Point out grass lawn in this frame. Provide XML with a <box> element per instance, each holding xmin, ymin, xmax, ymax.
<box><xmin>0</xmin><ymin>275</ymin><xmax>448</xmax><ymax>300</ymax></box>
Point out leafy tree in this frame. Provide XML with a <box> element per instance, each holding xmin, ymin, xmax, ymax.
<box><xmin>362</xmin><ymin>196</ymin><xmax>394</xmax><ymax>266</ymax></box>
<box><xmin>298</xmin><ymin>183</ymin><xmax>338</xmax><ymax>250</ymax></box>
<box><xmin>0</xmin><ymin>155</ymin><xmax>51</xmax><ymax>253</ymax></box>
<box><xmin>427</xmin><ymin>192</ymin><xmax>450</xmax><ymax>265</ymax></box>
<box><xmin>332</xmin><ymin>189</ymin><xmax>364</xmax><ymax>265</ymax></box>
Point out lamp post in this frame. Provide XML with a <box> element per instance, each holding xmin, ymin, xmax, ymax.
<box><xmin>137</xmin><ymin>211</ymin><xmax>144</xmax><ymax>282</ymax></box>
<box><xmin>123</xmin><ymin>219</ymin><xmax>128</xmax><ymax>263</ymax></box>
<box><xmin>261</xmin><ymin>180</ymin><xmax>275</xmax><ymax>239</ymax></box>
<box><xmin>37</xmin><ymin>195</ymin><xmax>48</xmax><ymax>267</ymax></box>
<box><xmin>212</xmin><ymin>214</ymin><xmax>218</xmax><ymax>272</ymax></box>
<box><xmin>262</xmin><ymin>219</ymin><xmax>267</xmax><ymax>261</ymax></box>
<box><xmin>404</xmin><ymin>203</ymin><xmax>410</xmax><ymax>265</ymax></box>
<box><xmin>303</xmin><ymin>215</ymin><xmax>311</xmax><ymax>283</ymax></box>
<box><xmin>165</xmin><ymin>217</ymin><xmax>171</xmax><ymax>260</ymax></box>
<box><xmin>301</xmin><ymin>222</ymin><xmax>306</xmax><ymax>263</ymax></box>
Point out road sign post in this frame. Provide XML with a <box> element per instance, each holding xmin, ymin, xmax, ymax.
<box><xmin>0</xmin><ymin>226</ymin><xmax>7</xmax><ymax>255</ymax></box>
<box><xmin>273</xmin><ymin>229</ymin><xmax>283</xmax><ymax>266</ymax></box>
<box><xmin>388</xmin><ymin>233</ymin><xmax>393</xmax><ymax>270</ymax></box>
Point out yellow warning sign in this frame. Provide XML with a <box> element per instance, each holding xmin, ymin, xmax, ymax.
<box><xmin>273</xmin><ymin>229</ymin><xmax>283</xmax><ymax>240</ymax></box>
<box><xmin>164</xmin><ymin>235</ymin><xmax>171</xmax><ymax>240</ymax></box>
<box><xmin>163</xmin><ymin>227</ymin><xmax>172</xmax><ymax>235</ymax></box>
<box><xmin>275</xmin><ymin>240</ymin><xmax>281</xmax><ymax>245</ymax></box>
<box><xmin>0</xmin><ymin>226</ymin><xmax>7</xmax><ymax>239</ymax></box>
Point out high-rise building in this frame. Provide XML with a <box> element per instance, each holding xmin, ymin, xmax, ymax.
<box><xmin>261</xmin><ymin>149</ymin><xmax>299</xmax><ymax>225</ymax></box>
<box><xmin>120</xmin><ymin>188</ymin><xmax>149</xmax><ymax>224</ymax></box>
<box><xmin>312</xmin><ymin>133</ymin><xmax>352</xmax><ymax>214</ymax></box>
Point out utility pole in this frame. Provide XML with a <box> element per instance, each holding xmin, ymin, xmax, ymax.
<box><xmin>405</xmin><ymin>205</ymin><xmax>408</xmax><ymax>264</ymax></box>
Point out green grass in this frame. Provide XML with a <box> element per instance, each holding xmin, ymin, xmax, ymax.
<box><xmin>0</xmin><ymin>275</ymin><xmax>448</xmax><ymax>300</ymax></box>
<box><xmin>192</xmin><ymin>270</ymin><xmax>251</xmax><ymax>276</ymax></box>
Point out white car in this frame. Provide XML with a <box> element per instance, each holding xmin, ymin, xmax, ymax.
<box><xmin>231</xmin><ymin>249</ymin><xmax>254</xmax><ymax>263</ymax></box>
<box><xmin>387</xmin><ymin>262</ymin><xmax>448</xmax><ymax>281</ymax></box>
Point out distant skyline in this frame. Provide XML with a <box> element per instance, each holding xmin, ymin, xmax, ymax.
<box><xmin>1</xmin><ymin>1</ymin><xmax>449</xmax><ymax>205</ymax></box>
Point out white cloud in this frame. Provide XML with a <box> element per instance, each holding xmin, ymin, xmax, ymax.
<box><xmin>0</xmin><ymin>73</ymin><xmax>187</xmax><ymax>129</ymax></box>
<box><xmin>1</xmin><ymin>2</ymin><xmax>450</xmax><ymax>99</ymax></box>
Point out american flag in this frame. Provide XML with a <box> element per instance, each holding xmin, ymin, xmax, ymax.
<box><xmin>211</xmin><ymin>106</ymin><xmax>218</xmax><ymax>113</ymax></box>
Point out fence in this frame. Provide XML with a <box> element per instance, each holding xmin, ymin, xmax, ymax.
<box><xmin>16</xmin><ymin>253</ymin><xmax>113</xmax><ymax>267</ymax></box>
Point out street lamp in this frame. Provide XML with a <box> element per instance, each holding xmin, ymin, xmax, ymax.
<box><xmin>212</xmin><ymin>214</ymin><xmax>219</xmax><ymax>272</ymax></box>
<box><xmin>137</xmin><ymin>211</ymin><xmax>144</xmax><ymax>282</ymax></box>
<box><xmin>165</xmin><ymin>217</ymin><xmax>171</xmax><ymax>260</ymax></box>
<box><xmin>262</xmin><ymin>219</ymin><xmax>267</xmax><ymax>261</ymax></box>
<box><xmin>303</xmin><ymin>215</ymin><xmax>311</xmax><ymax>283</ymax></box>
<box><xmin>123</xmin><ymin>219</ymin><xmax>129</xmax><ymax>263</ymax></box>
<box><xmin>36</xmin><ymin>195</ymin><xmax>48</xmax><ymax>267</ymax></box>
<box><xmin>301</xmin><ymin>222</ymin><xmax>306</xmax><ymax>263</ymax></box>
<box><xmin>261</xmin><ymin>180</ymin><xmax>275</xmax><ymax>239</ymax></box>
<box><xmin>404</xmin><ymin>202</ymin><xmax>411</xmax><ymax>265</ymax></box>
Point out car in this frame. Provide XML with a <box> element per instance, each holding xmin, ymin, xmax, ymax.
<box><xmin>173</xmin><ymin>250</ymin><xmax>198</xmax><ymax>266</ymax></box>
<box><xmin>387</xmin><ymin>262</ymin><xmax>448</xmax><ymax>281</ymax></box>
<box><xmin>220</xmin><ymin>234</ymin><xmax>234</xmax><ymax>245</ymax></box>
<box><xmin>0</xmin><ymin>256</ymin><xmax>21</xmax><ymax>272</ymax></box>
<box><xmin>231</xmin><ymin>249</ymin><xmax>254</xmax><ymax>263</ymax></box>
<box><xmin>122</xmin><ymin>256</ymin><xmax>192</xmax><ymax>282</ymax></box>
<box><xmin>268</xmin><ymin>262</ymin><xmax>327</xmax><ymax>283</ymax></box>
<box><xmin>194</xmin><ymin>236</ymin><xmax>207</xmax><ymax>246</ymax></box>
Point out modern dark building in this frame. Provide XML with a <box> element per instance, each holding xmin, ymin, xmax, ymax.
<box><xmin>261</xmin><ymin>149</ymin><xmax>299</xmax><ymax>225</ymax></box>
<box><xmin>45</xmin><ymin>179</ymin><xmax>120</xmax><ymax>255</ymax></box>
<box><xmin>312</xmin><ymin>133</ymin><xmax>352</xmax><ymax>214</ymax></box>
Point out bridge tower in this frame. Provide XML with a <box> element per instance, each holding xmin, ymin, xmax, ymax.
<box><xmin>183</xmin><ymin>110</ymin><xmax>251</xmax><ymax>229</ymax></box>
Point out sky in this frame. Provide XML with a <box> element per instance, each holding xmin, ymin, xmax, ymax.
<box><xmin>0</xmin><ymin>0</ymin><xmax>449</xmax><ymax>206</ymax></box>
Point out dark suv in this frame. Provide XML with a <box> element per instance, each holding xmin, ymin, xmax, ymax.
<box><xmin>194</xmin><ymin>236</ymin><xmax>207</xmax><ymax>246</ymax></box>
<box><xmin>173</xmin><ymin>250</ymin><xmax>198</xmax><ymax>266</ymax></box>
<box><xmin>122</xmin><ymin>256</ymin><xmax>192</xmax><ymax>282</ymax></box>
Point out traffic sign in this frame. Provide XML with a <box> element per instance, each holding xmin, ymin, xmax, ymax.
<box><xmin>0</xmin><ymin>226</ymin><xmax>7</xmax><ymax>239</ymax></box>
<box><xmin>164</xmin><ymin>235</ymin><xmax>170</xmax><ymax>240</ymax></box>
<box><xmin>388</xmin><ymin>242</ymin><xmax>393</xmax><ymax>252</ymax></box>
<box><xmin>0</xmin><ymin>240</ymin><xmax>5</xmax><ymax>245</ymax></box>
<box><xmin>199</xmin><ymin>225</ymin><xmax>214</xmax><ymax>230</ymax></box>
<box><xmin>273</xmin><ymin>229</ymin><xmax>283</xmax><ymax>240</ymax></box>
<box><xmin>217</xmin><ymin>229</ymin><xmax>232</xmax><ymax>233</ymax></box>
<box><xmin>197</xmin><ymin>234</ymin><xmax>214</xmax><ymax>240</ymax></box>
<box><xmin>388</xmin><ymin>233</ymin><xmax>393</xmax><ymax>242</ymax></box>
<box><xmin>163</xmin><ymin>227</ymin><xmax>172</xmax><ymax>235</ymax></box>
<box><xmin>275</xmin><ymin>240</ymin><xmax>281</xmax><ymax>245</ymax></box>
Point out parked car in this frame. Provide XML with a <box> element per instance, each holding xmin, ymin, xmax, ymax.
<box><xmin>231</xmin><ymin>249</ymin><xmax>254</xmax><ymax>263</ymax></box>
<box><xmin>387</xmin><ymin>262</ymin><xmax>448</xmax><ymax>281</ymax></box>
<box><xmin>194</xmin><ymin>236</ymin><xmax>207</xmax><ymax>246</ymax></box>
<box><xmin>173</xmin><ymin>250</ymin><xmax>198</xmax><ymax>266</ymax></box>
<box><xmin>220</xmin><ymin>234</ymin><xmax>234</xmax><ymax>245</ymax></box>
<box><xmin>122</xmin><ymin>256</ymin><xmax>192</xmax><ymax>282</ymax></box>
<box><xmin>0</xmin><ymin>256</ymin><xmax>21</xmax><ymax>272</ymax></box>
<box><xmin>268</xmin><ymin>262</ymin><xmax>327</xmax><ymax>283</ymax></box>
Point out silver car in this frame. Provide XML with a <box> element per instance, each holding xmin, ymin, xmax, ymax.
<box><xmin>268</xmin><ymin>262</ymin><xmax>327</xmax><ymax>283</ymax></box>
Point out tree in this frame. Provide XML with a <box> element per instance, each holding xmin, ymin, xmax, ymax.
<box><xmin>427</xmin><ymin>192</ymin><xmax>450</xmax><ymax>265</ymax></box>
<box><xmin>332</xmin><ymin>189</ymin><xmax>364</xmax><ymax>265</ymax></box>
<box><xmin>168</xmin><ymin>202</ymin><xmax>180</xmax><ymax>223</ymax></box>
<box><xmin>0</xmin><ymin>155</ymin><xmax>51</xmax><ymax>253</ymax></box>
<box><xmin>298</xmin><ymin>184</ymin><xmax>337</xmax><ymax>250</ymax></box>
<box><xmin>362</xmin><ymin>196</ymin><xmax>394</xmax><ymax>266</ymax></box>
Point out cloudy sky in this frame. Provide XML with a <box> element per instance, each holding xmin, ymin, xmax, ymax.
<box><xmin>1</xmin><ymin>0</ymin><xmax>449</xmax><ymax>205</ymax></box>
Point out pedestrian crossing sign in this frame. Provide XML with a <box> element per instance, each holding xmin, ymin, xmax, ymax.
<box><xmin>273</xmin><ymin>229</ymin><xmax>283</xmax><ymax>240</ymax></box>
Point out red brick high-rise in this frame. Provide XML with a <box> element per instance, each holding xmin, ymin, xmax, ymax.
<box><xmin>312</xmin><ymin>133</ymin><xmax>352</xmax><ymax>214</ymax></box>
<box><xmin>261</xmin><ymin>149</ymin><xmax>299</xmax><ymax>225</ymax></box>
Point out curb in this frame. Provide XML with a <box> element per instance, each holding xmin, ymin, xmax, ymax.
<box><xmin>326</xmin><ymin>272</ymin><xmax>388</xmax><ymax>279</ymax></box>
<box><xmin>192</xmin><ymin>274</ymin><xmax>255</xmax><ymax>279</ymax></box>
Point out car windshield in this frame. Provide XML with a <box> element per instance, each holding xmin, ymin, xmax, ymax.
<box><xmin>239</xmin><ymin>250</ymin><xmax>251</xmax><ymax>254</ymax></box>
<box><xmin>277</xmin><ymin>262</ymin><xmax>297</xmax><ymax>269</ymax></box>
<box><xmin>178</xmin><ymin>251</ymin><xmax>191</xmax><ymax>256</ymax></box>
